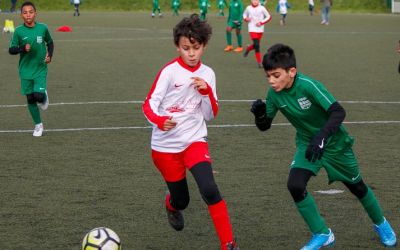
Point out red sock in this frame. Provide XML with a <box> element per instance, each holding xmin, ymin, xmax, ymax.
<box><xmin>255</xmin><ymin>52</ymin><xmax>261</xmax><ymax>64</ymax></box>
<box><xmin>165</xmin><ymin>193</ymin><xmax>177</xmax><ymax>212</ymax></box>
<box><xmin>247</xmin><ymin>44</ymin><xmax>254</xmax><ymax>52</ymax></box>
<box><xmin>208</xmin><ymin>200</ymin><xmax>234</xmax><ymax>247</ymax></box>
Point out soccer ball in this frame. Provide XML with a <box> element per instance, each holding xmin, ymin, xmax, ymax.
<box><xmin>82</xmin><ymin>227</ymin><xmax>121</xmax><ymax>250</ymax></box>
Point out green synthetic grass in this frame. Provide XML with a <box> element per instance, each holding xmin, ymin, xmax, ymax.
<box><xmin>0</xmin><ymin>11</ymin><xmax>399</xmax><ymax>249</ymax></box>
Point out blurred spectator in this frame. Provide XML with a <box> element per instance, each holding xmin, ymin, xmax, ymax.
<box><xmin>320</xmin><ymin>0</ymin><xmax>332</xmax><ymax>25</ymax></box>
<box><xmin>308</xmin><ymin>0</ymin><xmax>314</xmax><ymax>15</ymax></box>
<box><xmin>10</xmin><ymin>0</ymin><xmax>18</xmax><ymax>13</ymax></box>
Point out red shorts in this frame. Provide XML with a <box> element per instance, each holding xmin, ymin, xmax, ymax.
<box><xmin>151</xmin><ymin>142</ymin><xmax>212</xmax><ymax>182</ymax></box>
<box><xmin>249</xmin><ymin>32</ymin><xmax>263</xmax><ymax>40</ymax></box>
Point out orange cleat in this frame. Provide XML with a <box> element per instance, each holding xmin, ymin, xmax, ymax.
<box><xmin>233</xmin><ymin>47</ymin><xmax>243</xmax><ymax>52</ymax></box>
<box><xmin>224</xmin><ymin>45</ymin><xmax>233</xmax><ymax>52</ymax></box>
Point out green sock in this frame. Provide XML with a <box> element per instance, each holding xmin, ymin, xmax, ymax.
<box><xmin>296</xmin><ymin>193</ymin><xmax>329</xmax><ymax>234</ymax></box>
<box><xmin>360</xmin><ymin>187</ymin><xmax>384</xmax><ymax>225</ymax></box>
<box><xmin>28</xmin><ymin>103</ymin><xmax>41</xmax><ymax>124</ymax></box>
<box><xmin>237</xmin><ymin>33</ymin><xmax>242</xmax><ymax>47</ymax></box>
<box><xmin>226</xmin><ymin>31</ymin><xmax>232</xmax><ymax>45</ymax></box>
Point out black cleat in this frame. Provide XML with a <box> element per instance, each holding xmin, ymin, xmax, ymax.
<box><xmin>166</xmin><ymin>208</ymin><xmax>184</xmax><ymax>231</ymax></box>
<box><xmin>225</xmin><ymin>241</ymin><xmax>240</xmax><ymax>250</ymax></box>
<box><xmin>243</xmin><ymin>49</ymin><xmax>249</xmax><ymax>57</ymax></box>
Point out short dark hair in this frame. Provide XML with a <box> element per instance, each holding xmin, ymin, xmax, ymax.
<box><xmin>21</xmin><ymin>1</ymin><xmax>36</xmax><ymax>12</ymax></box>
<box><xmin>262</xmin><ymin>43</ymin><xmax>296</xmax><ymax>71</ymax></box>
<box><xmin>173</xmin><ymin>14</ymin><xmax>212</xmax><ymax>46</ymax></box>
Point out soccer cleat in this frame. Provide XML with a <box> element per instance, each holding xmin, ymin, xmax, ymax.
<box><xmin>151</xmin><ymin>13</ymin><xmax>155</xmax><ymax>18</ymax></box>
<box><xmin>38</xmin><ymin>90</ymin><xmax>49</xmax><ymax>110</ymax></box>
<box><xmin>222</xmin><ymin>241</ymin><xmax>239</xmax><ymax>250</ymax></box>
<box><xmin>243</xmin><ymin>46</ymin><xmax>250</xmax><ymax>57</ymax></box>
<box><xmin>374</xmin><ymin>217</ymin><xmax>397</xmax><ymax>247</ymax></box>
<box><xmin>166</xmin><ymin>207</ymin><xmax>184</xmax><ymax>231</ymax></box>
<box><xmin>33</xmin><ymin>123</ymin><xmax>43</xmax><ymax>137</ymax></box>
<box><xmin>300</xmin><ymin>228</ymin><xmax>335</xmax><ymax>250</ymax></box>
<box><xmin>224</xmin><ymin>45</ymin><xmax>233</xmax><ymax>52</ymax></box>
<box><xmin>233</xmin><ymin>47</ymin><xmax>243</xmax><ymax>53</ymax></box>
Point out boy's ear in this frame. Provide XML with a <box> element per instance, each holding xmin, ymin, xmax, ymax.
<box><xmin>288</xmin><ymin>67</ymin><xmax>297</xmax><ymax>78</ymax></box>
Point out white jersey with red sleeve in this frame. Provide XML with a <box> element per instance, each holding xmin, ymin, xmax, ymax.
<box><xmin>143</xmin><ymin>57</ymin><xmax>218</xmax><ymax>153</ymax></box>
<box><xmin>243</xmin><ymin>4</ymin><xmax>271</xmax><ymax>33</ymax></box>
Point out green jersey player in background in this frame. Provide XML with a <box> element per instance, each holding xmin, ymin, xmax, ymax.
<box><xmin>9</xmin><ymin>1</ymin><xmax>54</xmax><ymax>137</ymax></box>
<box><xmin>152</xmin><ymin>0</ymin><xmax>163</xmax><ymax>18</ymax></box>
<box><xmin>251</xmin><ymin>44</ymin><xmax>397</xmax><ymax>250</ymax></box>
<box><xmin>224</xmin><ymin>0</ymin><xmax>244</xmax><ymax>52</ymax></box>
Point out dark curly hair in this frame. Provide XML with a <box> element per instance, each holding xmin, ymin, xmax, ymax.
<box><xmin>173</xmin><ymin>14</ymin><xmax>212</xmax><ymax>46</ymax></box>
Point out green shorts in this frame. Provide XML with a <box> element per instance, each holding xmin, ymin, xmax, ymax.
<box><xmin>227</xmin><ymin>20</ymin><xmax>242</xmax><ymax>29</ymax></box>
<box><xmin>20</xmin><ymin>74</ymin><xmax>47</xmax><ymax>95</ymax></box>
<box><xmin>291</xmin><ymin>140</ymin><xmax>362</xmax><ymax>184</ymax></box>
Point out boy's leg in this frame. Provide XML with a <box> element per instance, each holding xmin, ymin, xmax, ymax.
<box><xmin>27</xmin><ymin>94</ymin><xmax>42</xmax><ymax>125</ymax></box>
<box><xmin>288</xmin><ymin>168</ymin><xmax>330</xmax><ymax>234</ymax></box>
<box><xmin>152</xmin><ymin>150</ymin><xmax>188</xmax><ymax>231</ymax></box>
<box><xmin>235</xmin><ymin>28</ymin><xmax>242</xmax><ymax>50</ymax></box>
<box><xmin>190</xmin><ymin>162</ymin><xmax>236</xmax><ymax>249</ymax></box>
<box><xmin>343</xmin><ymin>180</ymin><xmax>384</xmax><ymax>224</ymax></box>
<box><xmin>224</xmin><ymin>26</ymin><xmax>233</xmax><ymax>51</ymax></box>
<box><xmin>344</xmin><ymin>180</ymin><xmax>396</xmax><ymax>247</ymax></box>
<box><xmin>185</xmin><ymin>142</ymin><xmax>237</xmax><ymax>249</ymax></box>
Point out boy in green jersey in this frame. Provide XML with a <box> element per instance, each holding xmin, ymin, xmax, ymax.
<box><xmin>251</xmin><ymin>44</ymin><xmax>397</xmax><ymax>249</ymax></box>
<box><xmin>152</xmin><ymin>0</ymin><xmax>163</xmax><ymax>18</ymax></box>
<box><xmin>199</xmin><ymin>0</ymin><xmax>210</xmax><ymax>20</ymax></box>
<box><xmin>224</xmin><ymin>0</ymin><xmax>244</xmax><ymax>52</ymax></box>
<box><xmin>9</xmin><ymin>1</ymin><xmax>54</xmax><ymax>137</ymax></box>
<box><xmin>217</xmin><ymin>0</ymin><xmax>228</xmax><ymax>17</ymax></box>
<box><xmin>171</xmin><ymin>0</ymin><xmax>180</xmax><ymax>16</ymax></box>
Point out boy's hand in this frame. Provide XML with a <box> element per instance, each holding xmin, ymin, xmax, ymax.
<box><xmin>24</xmin><ymin>43</ymin><xmax>31</xmax><ymax>52</ymax></box>
<box><xmin>45</xmin><ymin>53</ymin><xmax>52</xmax><ymax>64</ymax></box>
<box><xmin>191</xmin><ymin>77</ymin><xmax>208</xmax><ymax>91</ymax></box>
<box><xmin>250</xmin><ymin>99</ymin><xmax>266</xmax><ymax>118</ymax></box>
<box><xmin>305</xmin><ymin>134</ymin><xmax>326</xmax><ymax>162</ymax></box>
<box><xmin>244</xmin><ymin>17</ymin><xmax>251</xmax><ymax>22</ymax></box>
<box><xmin>163</xmin><ymin>117</ymin><xmax>177</xmax><ymax>131</ymax></box>
<box><xmin>256</xmin><ymin>22</ymin><xmax>262</xmax><ymax>27</ymax></box>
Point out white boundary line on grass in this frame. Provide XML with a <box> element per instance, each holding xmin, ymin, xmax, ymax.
<box><xmin>1</xmin><ymin>100</ymin><xmax>400</xmax><ymax>108</ymax></box>
<box><xmin>1</xmin><ymin>121</ymin><xmax>400</xmax><ymax>134</ymax></box>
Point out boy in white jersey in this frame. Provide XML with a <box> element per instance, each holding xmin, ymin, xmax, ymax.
<box><xmin>276</xmin><ymin>0</ymin><xmax>290</xmax><ymax>25</ymax></box>
<box><xmin>243</xmin><ymin>0</ymin><xmax>271</xmax><ymax>67</ymax></box>
<box><xmin>142</xmin><ymin>14</ymin><xmax>239</xmax><ymax>250</ymax></box>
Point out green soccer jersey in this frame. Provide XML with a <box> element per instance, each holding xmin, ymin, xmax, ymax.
<box><xmin>228</xmin><ymin>0</ymin><xmax>244</xmax><ymax>22</ymax></box>
<box><xmin>266</xmin><ymin>72</ymin><xmax>351</xmax><ymax>149</ymax></box>
<box><xmin>9</xmin><ymin>22</ymin><xmax>53</xmax><ymax>80</ymax></box>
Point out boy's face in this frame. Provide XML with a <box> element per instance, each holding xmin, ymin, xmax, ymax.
<box><xmin>176</xmin><ymin>36</ymin><xmax>206</xmax><ymax>68</ymax></box>
<box><xmin>251</xmin><ymin>0</ymin><xmax>260</xmax><ymax>6</ymax></box>
<box><xmin>21</xmin><ymin>5</ymin><xmax>36</xmax><ymax>27</ymax></box>
<box><xmin>265</xmin><ymin>67</ymin><xmax>297</xmax><ymax>92</ymax></box>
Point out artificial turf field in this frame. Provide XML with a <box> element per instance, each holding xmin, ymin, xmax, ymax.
<box><xmin>0</xmin><ymin>10</ymin><xmax>399</xmax><ymax>249</ymax></box>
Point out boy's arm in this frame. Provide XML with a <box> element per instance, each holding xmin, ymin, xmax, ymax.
<box><xmin>194</xmin><ymin>75</ymin><xmax>218</xmax><ymax>121</ymax></box>
<box><xmin>259</xmin><ymin>7</ymin><xmax>272</xmax><ymax>25</ymax></box>
<box><xmin>8</xmin><ymin>30</ymin><xmax>25</xmax><ymax>55</ymax></box>
<box><xmin>305</xmin><ymin>102</ymin><xmax>346</xmax><ymax>162</ymax></box>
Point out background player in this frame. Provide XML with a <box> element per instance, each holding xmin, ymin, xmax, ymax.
<box><xmin>172</xmin><ymin>0</ymin><xmax>181</xmax><ymax>16</ymax></box>
<box><xmin>251</xmin><ymin>43</ymin><xmax>397</xmax><ymax>249</ymax></box>
<box><xmin>9</xmin><ymin>1</ymin><xmax>54</xmax><ymax>137</ymax></box>
<box><xmin>199</xmin><ymin>0</ymin><xmax>210</xmax><ymax>20</ymax></box>
<box><xmin>152</xmin><ymin>0</ymin><xmax>163</xmax><ymax>18</ymax></box>
<box><xmin>243</xmin><ymin>0</ymin><xmax>271</xmax><ymax>67</ymax></box>
<box><xmin>217</xmin><ymin>0</ymin><xmax>228</xmax><ymax>17</ymax></box>
<box><xmin>142</xmin><ymin>14</ymin><xmax>239</xmax><ymax>250</ymax></box>
<box><xmin>224</xmin><ymin>0</ymin><xmax>244</xmax><ymax>52</ymax></box>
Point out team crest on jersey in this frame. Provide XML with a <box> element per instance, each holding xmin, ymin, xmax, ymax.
<box><xmin>36</xmin><ymin>36</ymin><xmax>43</xmax><ymax>44</ymax></box>
<box><xmin>297</xmin><ymin>97</ymin><xmax>312</xmax><ymax>110</ymax></box>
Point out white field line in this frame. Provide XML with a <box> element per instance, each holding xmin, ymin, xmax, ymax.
<box><xmin>1</xmin><ymin>121</ymin><xmax>400</xmax><ymax>134</ymax></box>
<box><xmin>1</xmin><ymin>100</ymin><xmax>400</xmax><ymax>108</ymax></box>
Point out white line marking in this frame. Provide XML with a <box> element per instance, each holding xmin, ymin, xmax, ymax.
<box><xmin>1</xmin><ymin>100</ymin><xmax>400</xmax><ymax>108</ymax></box>
<box><xmin>0</xmin><ymin>121</ymin><xmax>399</xmax><ymax>134</ymax></box>
<box><xmin>314</xmin><ymin>189</ymin><xmax>345</xmax><ymax>195</ymax></box>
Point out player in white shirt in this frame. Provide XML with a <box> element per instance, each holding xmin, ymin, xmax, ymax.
<box><xmin>142</xmin><ymin>14</ymin><xmax>239</xmax><ymax>250</ymax></box>
<box><xmin>243</xmin><ymin>0</ymin><xmax>272</xmax><ymax>67</ymax></box>
<box><xmin>276</xmin><ymin>0</ymin><xmax>291</xmax><ymax>25</ymax></box>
